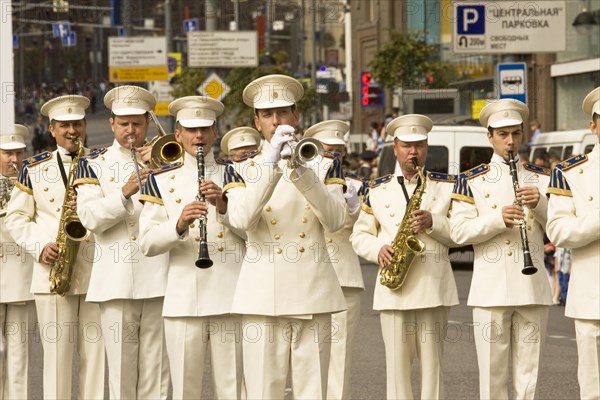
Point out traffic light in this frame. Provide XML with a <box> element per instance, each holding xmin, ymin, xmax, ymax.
<box><xmin>360</xmin><ymin>71</ymin><xmax>384</xmax><ymax>107</ymax></box>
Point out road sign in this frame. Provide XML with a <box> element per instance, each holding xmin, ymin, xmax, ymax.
<box><xmin>149</xmin><ymin>81</ymin><xmax>174</xmax><ymax>116</ymax></box>
<box><xmin>167</xmin><ymin>52</ymin><xmax>182</xmax><ymax>80</ymax></box>
<box><xmin>498</xmin><ymin>62</ymin><xmax>527</xmax><ymax>104</ymax></box>
<box><xmin>109</xmin><ymin>37</ymin><xmax>168</xmax><ymax>82</ymax></box>
<box><xmin>13</xmin><ymin>34</ymin><xmax>18</xmax><ymax>49</ymax></box>
<box><xmin>188</xmin><ymin>31</ymin><xmax>258</xmax><ymax>68</ymax></box>
<box><xmin>197</xmin><ymin>73</ymin><xmax>231</xmax><ymax>102</ymax></box>
<box><xmin>183</xmin><ymin>19</ymin><xmax>199</xmax><ymax>34</ymax></box>
<box><xmin>52</xmin><ymin>22</ymin><xmax>70</xmax><ymax>38</ymax></box>
<box><xmin>62</xmin><ymin>31</ymin><xmax>76</xmax><ymax>47</ymax></box>
<box><xmin>453</xmin><ymin>1</ymin><xmax>566</xmax><ymax>53</ymax></box>
<box><xmin>117</xmin><ymin>27</ymin><xmax>125</xmax><ymax>37</ymax></box>
<box><xmin>360</xmin><ymin>71</ymin><xmax>384</xmax><ymax>108</ymax></box>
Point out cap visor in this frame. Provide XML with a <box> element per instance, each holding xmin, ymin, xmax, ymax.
<box><xmin>396</xmin><ymin>133</ymin><xmax>428</xmax><ymax>142</ymax></box>
<box><xmin>52</xmin><ymin>113</ymin><xmax>86</xmax><ymax>121</ymax></box>
<box><xmin>253</xmin><ymin>98</ymin><xmax>295</xmax><ymax>110</ymax></box>
<box><xmin>320</xmin><ymin>138</ymin><xmax>346</xmax><ymax>145</ymax></box>
<box><xmin>230</xmin><ymin>140</ymin><xmax>256</xmax><ymax>150</ymax></box>
<box><xmin>179</xmin><ymin>118</ymin><xmax>214</xmax><ymax>128</ymax></box>
<box><xmin>112</xmin><ymin>108</ymin><xmax>148</xmax><ymax>116</ymax></box>
<box><xmin>0</xmin><ymin>143</ymin><xmax>26</xmax><ymax>150</ymax></box>
<box><xmin>489</xmin><ymin>118</ymin><xmax>523</xmax><ymax>128</ymax></box>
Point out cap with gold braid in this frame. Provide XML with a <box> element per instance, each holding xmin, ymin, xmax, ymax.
<box><xmin>582</xmin><ymin>87</ymin><xmax>600</xmax><ymax>118</ymax></box>
<box><xmin>40</xmin><ymin>95</ymin><xmax>90</xmax><ymax>122</ymax></box>
<box><xmin>220</xmin><ymin>127</ymin><xmax>262</xmax><ymax>154</ymax></box>
<box><xmin>0</xmin><ymin>124</ymin><xmax>29</xmax><ymax>150</ymax></box>
<box><xmin>104</xmin><ymin>85</ymin><xmax>156</xmax><ymax>116</ymax></box>
<box><xmin>303</xmin><ymin>120</ymin><xmax>349</xmax><ymax>146</ymax></box>
<box><xmin>242</xmin><ymin>74</ymin><xmax>304</xmax><ymax>109</ymax></box>
<box><xmin>479</xmin><ymin>98</ymin><xmax>529</xmax><ymax>129</ymax></box>
<box><xmin>386</xmin><ymin>114</ymin><xmax>433</xmax><ymax>142</ymax></box>
<box><xmin>168</xmin><ymin>96</ymin><xmax>224</xmax><ymax>128</ymax></box>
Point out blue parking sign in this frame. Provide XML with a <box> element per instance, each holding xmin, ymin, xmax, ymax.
<box><xmin>183</xmin><ymin>19</ymin><xmax>199</xmax><ymax>33</ymax></box>
<box><xmin>62</xmin><ymin>31</ymin><xmax>77</xmax><ymax>47</ymax></box>
<box><xmin>457</xmin><ymin>5</ymin><xmax>485</xmax><ymax>34</ymax></box>
<box><xmin>53</xmin><ymin>22</ymin><xmax>71</xmax><ymax>38</ymax></box>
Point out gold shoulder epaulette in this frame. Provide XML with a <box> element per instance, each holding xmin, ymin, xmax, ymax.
<box><xmin>461</xmin><ymin>164</ymin><xmax>489</xmax><ymax>180</ymax></box>
<box><xmin>557</xmin><ymin>154</ymin><xmax>588</xmax><ymax>171</ymax></box>
<box><xmin>87</xmin><ymin>147</ymin><xmax>108</xmax><ymax>159</ymax></box>
<box><xmin>216</xmin><ymin>158</ymin><xmax>233</xmax><ymax>165</ymax></box>
<box><xmin>23</xmin><ymin>151</ymin><xmax>52</xmax><ymax>168</ymax></box>
<box><xmin>151</xmin><ymin>162</ymin><xmax>183</xmax><ymax>175</ymax></box>
<box><xmin>523</xmin><ymin>163</ymin><xmax>551</xmax><ymax>176</ymax></box>
<box><xmin>323</xmin><ymin>151</ymin><xmax>341</xmax><ymax>159</ymax></box>
<box><xmin>368</xmin><ymin>174</ymin><xmax>393</xmax><ymax>188</ymax></box>
<box><xmin>428</xmin><ymin>171</ymin><xmax>457</xmax><ymax>183</ymax></box>
<box><xmin>237</xmin><ymin>150</ymin><xmax>261</xmax><ymax>161</ymax></box>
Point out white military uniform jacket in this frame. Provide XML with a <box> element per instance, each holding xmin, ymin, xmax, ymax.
<box><xmin>1</xmin><ymin>174</ymin><xmax>34</xmax><ymax>303</ymax></box>
<box><xmin>223</xmin><ymin>146</ymin><xmax>347</xmax><ymax>316</ymax></box>
<box><xmin>139</xmin><ymin>151</ymin><xmax>245</xmax><ymax>317</ymax></box>
<box><xmin>547</xmin><ymin>144</ymin><xmax>600</xmax><ymax>319</ymax></box>
<box><xmin>351</xmin><ymin>170</ymin><xmax>459</xmax><ymax>310</ymax></box>
<box><xmin>5</xmin><ymin>150</ymin><xmax>95</xmax><ymax>295</ymax></box>
<box><xmin>74</xmin><ymin>140</ymin><xmax>169</xmax><ymax>302</ymax></box>
<box><xmin>450</xmin><ymin>154</ymin><xmax>553</xmax><ymax>307</ymax></box>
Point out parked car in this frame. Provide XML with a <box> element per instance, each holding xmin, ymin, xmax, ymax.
<box><xmin>529</xmin><ymin>129</ymin><xmax>596</xmax><ymax>162</ymax></box>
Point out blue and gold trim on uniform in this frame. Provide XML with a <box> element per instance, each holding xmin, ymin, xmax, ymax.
<box><xmin>461</xmin><ymin>164</ymin><xmax>489</xmax><ymax>179</ymax></box>
<box><xmin>523</xmin><ymin>163</ymin><xmax>551</xmax><ymax>176</ymax></box>
<box><xmin>73</xmin><ymin>158</ymin><xmax>100</xmax><ymax>186</ymax></box>
<box><xmin>223</xmin><ymin>164</ymin><xmax>246</xmax><ymax>193</ymax></box>
<box><xmin>237</xmin><ymin>150</ymin><xmax>261</xmax><ymax>161</ymax></box>
<box><xmin>428</xmin><ymin>172</ymin><xmax>457</xmax><ymax>183</ymax></box>
<box><xmin>368</xmin><ymin>174</ymin><xmax>393</xmax><ymax>189</ymax></box>
<box><xmin>15</xmin><ymin>166</ymin><xmax>33</xmax><ymax>195</ymax></box>
<box><xmin>23</xmin><ymin>151</ymin><xmax>52</xmax><ymax>168</ymax></box>
<box><xmin>323</xmin><ymin>151</ymin><xmax>341</xmax><ymax>160</ymax></box>
<box><xmin>556</xmin><ymin>154</ymin><xmax>588</xmax><ymax>171</ymax></box>
<box><xmin>324</xmin><ymin>157</ymin><xmax>345</xmax><ymax>186</ymax></box>
<box><xmin>216</xmin><ymin>158</ymin><xmax>233</xmax><ymax>165</ymax></box>
<box><xmin>346</xmin><ymin>172</ymin><xmax>368</xmax><ymax>201</ymax></box>
<box><xmin>361</xmin><ymin>186</ymin><xmax>373</xmax><ymax>214</ymax></box>
<box><xmin>451</xmin><ymin>173</ymin><xmax>475</xmax><ymax>204</ymax></box>
<box><xmin>547</xmin><ymin>168</ymin><xmax>572</xmax><ymax>197</ymax></box>
<box><xmin>86</xmin><ymin>147</ymin><xmax>108</xmax><ymax>159</ymax></box>
<box><xmin>139</xmin><ymin>173</ymin><xmax>164</xmax><ymax>205</ymax></box>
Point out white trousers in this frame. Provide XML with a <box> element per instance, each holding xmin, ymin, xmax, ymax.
<box><xmin>327</xmin><ymin>288</ymin><xmax>362</xmax><ymax>400</ymax></box>
<box><xmin>574</xmin><ymin>318</ymin><xmax>600</xmax><ymax>400</ymax></box>
<box><xmin>242</xmin><ymin>313</ymin><xmax>332</xmax><ymax>400</ymax></box>
<box><xmin>380</xmin><ymin>307</ymin><xmax>450</xmax><ymax>400</ymax></box>
<box><xmin>35</xmin><ymin>293</ymin><xmax>105</xmax><ymax>400</ymax></box>
<box><xmin>0</xmin><ymin>301</ymin><xmax>35</xmax><ymax>400</ymax></box>
<box><xmin>164</xmin><ymin>314</ymin><xmax>243</xmax><ymax>400</ymax></box>
<box><xmin>99</xmin><ymin>297</ymin><xmax>170</xmax><ymax>400</ymax></box>
<box><xmin>473</xmin><ymin>305</ymin><xmax>549</xmax><ymax>400</ymax></box>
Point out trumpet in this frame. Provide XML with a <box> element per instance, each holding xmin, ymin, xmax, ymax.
<box><xmin>147</xmin><ymin>111</ymin><xmax>184</xmax><ymax>168</ymax></box>
<box><xmin>284</xmin><ymin>138</ymin><xmax>324</xmax><ymax>168</ymax></box>
<box><xmin>195</xmin><ymin>144</ymin><xmax>213</xmax><ymax>269</ymax></box>
<box><xmin>508</xmin><ymin>151</ymin><xmax>537</xmax><ymax>275</ymax></box>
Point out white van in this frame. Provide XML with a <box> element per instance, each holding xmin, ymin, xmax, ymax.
<box><xmin>529</xmin><ymin>129</ymin><xmax>596</xmax><ymax>162</ymax></box>
<box><xmin>378</xmin><ymin>125</ymin><xmax>492</xmax><ymax>177</ymax></box>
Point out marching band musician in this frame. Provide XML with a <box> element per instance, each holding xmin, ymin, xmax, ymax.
<box><xmin>222</xmin><ymin>74</ymin><xmax>347</xmax><ymax>399</ymax></box>
<box><xmin>547</xmin><ymin>86</ymin><xmax>600</xmax><ymax>399</ymax></box>
<box><xmin>138</xmin><ymin>96</ymin><xmax>245</xmax><ymax>399</ymax></box>
<box><xmin>220</xmin><ymin>126</ymin><xmax>261</xmax><ymax>161</ymax></box>
<box><xmin>449</xmin><ymin>99</ymin><xmax>553</xmax><ymax>399</ymax></box>
<box><xmin>303</xmin><ymin>119</ymin><xmax>365</xmax><ymax>400</ymax></box>
<box><xmin>0</xmin><ymin>124</ymin><xmax>35</xmax><ymax>399</ymax></box>
<box><xmin>5</xmin><ymin>95</ymin><xmax>105</xmax><ymax>400</ymax></box>
<box><xmin>74</xmin><ymin>86</ymin><xmax>170</xmax><ymax>399</ymax></box>
<box><xmin>350</xmin><ymin>114</ymin><xmax>459</xmax><ymax>399</ymax></box>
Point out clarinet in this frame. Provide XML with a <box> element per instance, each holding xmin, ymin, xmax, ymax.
<box><xmin>195</xmin><ymin>145</ymin><xmax>213</xmax><ymax>269</ymax></box>
<box><xmin>508</xmin><ymin>151</ymin><xmax>537</xmax><ymax>275</ymax></box>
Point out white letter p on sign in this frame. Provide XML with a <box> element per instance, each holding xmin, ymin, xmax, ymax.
<box><xmin>463</xmin><ymin>8</ymin><xmax>479</xmax><ymax>32</ymax></box>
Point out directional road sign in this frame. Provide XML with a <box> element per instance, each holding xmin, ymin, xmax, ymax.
<box><xmin>62</xmin><ymin>31</ymin><xmax>76</xmax><ymax>47</ymax></box>
<box><xmin>183</xmin><ymin>19</ymin><xmax>199</xmax><ymax>34</ymax></box>
<box><xmin>52</xmin><ymin>22</ymin><xmax>71</xmax><ymax>38</ymax></box>
<box><xmin>498</xmin><ymin>62</ymin><xmax>527</xmax><ymax>104</ymax></box>
<box><xmin>197</xmin><ymin>73</ymin><xmax>231</xmax><ymax>102</ymax></box>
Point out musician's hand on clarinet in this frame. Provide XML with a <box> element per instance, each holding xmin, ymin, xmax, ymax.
<box><xmin>378</xmin><ymin>245</ymin><xmax>394</xmax><ymax>269</ymax></box>
<box><xmin>200</xmin><ymin>180</ymin><xmax>227</xmax><ymax>214</ymax></box>
<box><xmin>502</xmin><ymin>204</ymin><xmax>525</xmax><ymax>227</ymax></box>
<box><xmin>40</xmin><ymin>243</ymin><xmax>59</xmax><ymax>265</ymax></box>
<box><xmin>410</xmin><ymin>210</ymin><xmax>432</xmax><ymax>234</ymax></box>
<box><xmin>176</xmin><ymin>200</ymin><xmax>208</xmax><ymax>236</ymax></box>
<box><xmin>516</xmin><ymin>186</ymin><xmax>540</xmax><ymax>208</ymax></box>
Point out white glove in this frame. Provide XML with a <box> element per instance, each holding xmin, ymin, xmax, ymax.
<box><xmin>266</xmin><ymin>125</ymin><xmax>295</xmax><ymax>164</ymax></box>
<box><xmin>344</xmin><ymin>181</ymin><xmax>360</xmax><ymax>213</ymax></box>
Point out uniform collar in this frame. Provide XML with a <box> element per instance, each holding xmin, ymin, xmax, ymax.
<box><xmin>183</xmin><ymin>148</ymin><xmax>215</xmax><ymax>170</ymax></box>
<box><xmin>491</xmin><ymin>152</ymin><xmax>518</xmax><ymax>165</ymax></box>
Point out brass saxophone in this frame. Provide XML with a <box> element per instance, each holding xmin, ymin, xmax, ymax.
<box><xmin>49</xmin><ymin>136</ymin><xmax>90</xmax><ymax>296</ymax></box>
<box><xmin>0</xmin><ymin>163</ymin><xmax>18</xmax><ymax>218</ymax></box>
<box><xmin>379</xmin><ymin>158</ymin><xmax>426</xmax><ymax>290</ymax></box>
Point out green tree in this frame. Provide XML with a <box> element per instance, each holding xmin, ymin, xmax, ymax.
<box><xmin>368</xmin><ymin>30</ymin><xmax>454</xmax><ymax>90</ymax></box>
<box><xmin>169</xmin><ymin>67</ymin><xmax>208</xmax><ymax>99</ymax></box>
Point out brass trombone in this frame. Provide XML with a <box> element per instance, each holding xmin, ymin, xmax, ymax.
<box><xmin>147</xmin><ymin>111</ymin><xmax>183</xmax><ymax>168</ymax></box>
